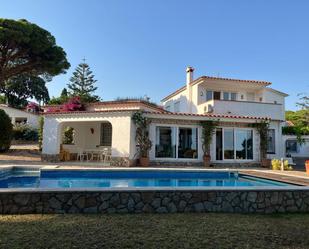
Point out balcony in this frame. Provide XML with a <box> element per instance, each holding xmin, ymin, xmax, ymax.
<box><xmin>197</xmin><ymin>100</ymin><xmax>284</xmax><ymax>120</ymax></box>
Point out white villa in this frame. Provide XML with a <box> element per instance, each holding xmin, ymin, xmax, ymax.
<box><xmin>41</xmin><ymin>67</ymin><xmax>288</xmax><ymax>166</ymax></box>
<box><xmin>0</xmin><ymin>104</ymin><xmax>39</xmax><ymax>128</ymax></box>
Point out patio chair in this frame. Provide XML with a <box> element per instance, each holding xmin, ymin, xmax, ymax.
<box><xmin>77</xmin><ymin>148</ymin><xmax>88</xmax><ymax>162</ymax></box>
<box><xmin>101</xmin><ymin>148</ymin><xmax>112</xmax><ymax>163</ymax></box>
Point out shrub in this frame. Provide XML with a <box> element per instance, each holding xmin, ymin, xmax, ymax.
<box><xmin>271</xmin><ymin>159</ymin><xmax>293</xmax><ymax>171</ymax></box>
<box><xmin>0</xmin><ymin>109</ymin><xmax>13</xmax><ymax>152</ymax></box>
<box><xmin>62</xmin><ymin>127</ymin><xmax>75</xmax><ymax>144</ymax></box>
<box><xmin>38</xmin><ymin>117</ymin><xmax>44</xmax><ymax>151</ymax></box>
<box><xmin>12</xmin><ymin>124</ymin><xmax>38</xmax><ymax>141</ymax></box>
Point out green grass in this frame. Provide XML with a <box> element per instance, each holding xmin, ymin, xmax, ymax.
<box><xmin>0</xmin><ymin>213</ymin><xmax>309</xmax><ymax>249</ymax></box>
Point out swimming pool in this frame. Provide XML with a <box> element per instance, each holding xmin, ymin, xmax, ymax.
<box><xmin>0</xmin><ymin>169</ymin><xmax>292</xmax><ymax>189</ymax></box>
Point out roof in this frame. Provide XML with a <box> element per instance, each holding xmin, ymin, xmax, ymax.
<box><xmin>0</xmin><ymin>104</ymin><xmax>39</xmax><ymax>116</ymax></box>
<box><xmin>43</xmin><ymin>109</ymin><xmax>140</xmax><ymax>116</ymax></box>
<box><xmin>161</xmin><ymin>75</ymin><xmax>272</xmax><ymax>102</ymax></box>
<box><xmin>265</xmin><ymin>87</ymin><xmax>289</xmax><ymax>97</ymax></box>
<box><xmin>145</xmin><ymin>111</ymin><xmax>270</xmax><ymax>121</ymax></box>
<box><xmin>89</xmin><ymin>100</ymin><xmax>164</xmax><ymax>111</ymax></box>
<box><xmin>43</xmin><ymin>108</ymin><xmax>270</xmax><ymax>121</ymax></box>
<box><xmin>285</xmin><ymin>120</ymin><xmax>295</xmax><ymax>127</ymax></box>
<box><xmin>43</xmin><ymin>100</ymin><xmax>165</xmax><ymax>114</ymax></box>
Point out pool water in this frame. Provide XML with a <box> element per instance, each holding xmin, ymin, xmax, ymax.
<box><xmin>0</xmin><ymin>170</ymin><xmax>292</xmax><ymax>189</ymax></box>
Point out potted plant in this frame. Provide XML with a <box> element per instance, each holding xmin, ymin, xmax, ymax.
<box><xmin>132</xmin><ymin>111</ymin><xmax>152</xmax><ymax>167</ymax></box>
<box><xmin>306</xmin><ymin>160</ymin><xmax>309</xmax><ymax>175</ymax></box>
<box><xmin>251</xmin><ymin>121</ymin><xmax>271</xmax><ymax>168</ymax></box>
<box><xmin>201</xmin><ymin>120</ymin><xmax>218</xmax><ymax>167</ymax></box>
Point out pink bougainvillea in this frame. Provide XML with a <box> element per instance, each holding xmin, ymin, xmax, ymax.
<box><xmin>26</xmin><ymin>102</ymin><xmax>40</xmax><ymax>113</ymax></box>
<box><xmin>63</xmin><ymin>96</ymin><xmax>84</xmax><ymax>112</ymax></box>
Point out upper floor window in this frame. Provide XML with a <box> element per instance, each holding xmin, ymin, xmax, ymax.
<box><xmin>231</xmin><ymin>93</ymin><xmax>237</xmax><ymax>101</ymax></box>
<box><xmin>223</xmin><ymin>92</ymin><xmax>229</xmax><ymax>100</ymax></box>
<box><xmin>214</xmin><ymin>91</ymin><xmax>221</xmax><ymax>100</ymax></box>
<box><xmin>165</xmin><ymin>106</ymin><xmax>170</xmax><ymax>112</ymax></box>
<box><xmin>174</xmin><ymin>101</ymin><xmax>180</xmax><ymax>112</ymax></box>
<box><xmin>206</xmin><ymin>91</ymin><xmax>213</xmax><ymax>101</ymax></box>
<box><xmin>223</xmin><ymin>92</ymin><xmax>237</xmax><ymax>101</ymax></box>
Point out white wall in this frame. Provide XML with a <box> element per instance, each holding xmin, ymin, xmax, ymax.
<box><xmin>162</xmin><ymin>91</ymin><xmax>188</xmax><ymax>113</ymax></box>
<box><xmin>204</xmin><ymin>100</ymin><xmax>285</xmax><ymax>120</ymax></box>
<box><xmin>0</xmin><ymin>105</ymin><xmax>39</xmax><ymax>128</ymax></box>
<box><xmin>282</xmin><ymin>135</ymin><xmax>309</xmax><ymax>158</ymax></box>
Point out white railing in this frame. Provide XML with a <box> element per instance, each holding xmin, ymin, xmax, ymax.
<box><xmin>197</xmin><ymin>100</ymin><xmax>284</xmax><ymax>120</ymax></box>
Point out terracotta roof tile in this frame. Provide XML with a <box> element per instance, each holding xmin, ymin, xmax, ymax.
<box><xmin>161</xmin><ymin>75</ymin><xmax>271</xmax><ymax>102</ymax></box>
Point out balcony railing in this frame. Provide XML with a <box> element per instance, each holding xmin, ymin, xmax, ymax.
<box><xmin>197</xmin><ymin>100</ymin><xmax>284</xmax><ymax>120</ymax></box>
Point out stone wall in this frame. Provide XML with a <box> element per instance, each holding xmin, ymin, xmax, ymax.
<box><xmin>1</xmin><ymin>189</ymin><xmax>309</xmax><ymax>214</ymax></box>
<box><xmin>41</xmin><ymin>154</ymin><xmax>60</xmax><ymax>163</ymax></box>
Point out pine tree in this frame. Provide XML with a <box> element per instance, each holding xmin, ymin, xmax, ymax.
<box><xmin>67</xmin><ymin>60</ymin><xmax>100</xmax><ymax>102</ymax></box>
<box><xmin>60</xmin><ymin>88</ymin><xmax>68</xmax><ymax>99</ymax></box>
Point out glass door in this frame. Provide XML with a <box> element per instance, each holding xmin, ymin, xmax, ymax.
<box><xmin>155</xmin><ymin>127</ymin><xmax>176</xmax><ymax>158</ymax></box>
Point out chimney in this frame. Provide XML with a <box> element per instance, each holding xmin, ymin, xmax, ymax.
<box><xmin>186</xmin><ymin>66</ymin><xmax>194</xmax><ymax>87</ymax></box>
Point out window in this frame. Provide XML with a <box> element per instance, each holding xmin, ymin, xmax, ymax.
<box><xmin>267</xmin><ymin>129</ymin><xmax>275</xmax><ymax>154</ymax></box>
<box><xmin>235</xmin><ymin>130</ymin><xmax>253</xmax><ymax>159</ymax></box>
<box><xmin>165</xmin><ymin>105</ymin><xmax>170</xmax><ymax>111</ymax></box>
<box><xmin>155</xmin><ymin>127</ymin><xmax>176</xmax><ymax>158</ymax></box>
<box><xmin>216</xmin><ymin>128</ymin><xmax>223</xmax><ymax>160</ymax></box>
<box><xmin>15</xmin><ymin>117</ymin><xmax>27</xmax><ymax>125</ymax></box>
<box><xmin>155</xmin><ymin>126</ymin><xmax>198</xmax><ymax>159</ymax></box>
<box><xmin>206</xmin><ymin>91</ymin><xmax>213</xmax><ymax>101</ymax></box>
<box><xmin>174</xmin><ymin>101</ymin><xmax>180</xmax><ymax>112</ymax></box>
<box><xmin>224</xmin><ymin>129</ymin><xmax>234</xmax><ymax>159</ymax></box>
<box><xmin>216</xmin><ymin>128</ymin><xmax>253</xmax><ymax>160</ymax></box>
<box><xmin>214</xmin><ymin>91</ymin><xmax>221</xmax><ymax>100</ymax></box>
<box><xmin>231</xmin><ymin>93</ymin><xmax>237</xmax><ymax>101</ymax></box>
<box><xmin>178</xmin><ymin>128</ymin><xmax>198</xmax><ymax>158</ymax></box>
<box><xmin>223</xmin><ymin>92</ymin><xmax>229</xmax><ymax>100</ymax></box>
<box><xmin>286</xmin><ymin>140</ymin><xmax>298</xmax><ymax>154</ymax></box>
<box><xmin>100</xmin><ymin>122</ymin><xmax>112</xmax><ymax>146</ymax></box>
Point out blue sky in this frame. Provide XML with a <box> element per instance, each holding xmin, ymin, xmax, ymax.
<box><xmin>1</xmin><ymin>0</ymin><xmax>308</xmax><ymax>110</ymax></box>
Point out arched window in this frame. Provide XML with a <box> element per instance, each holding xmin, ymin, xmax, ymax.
<box><xmin>62</xmin><ymin>127</ymin><xmax>75</xmax><ymax>144</ymax></box>
<box><xmin>100</xmin><ymin>122</ymin><xmax>112</xmax><ymax>146</ymax></box>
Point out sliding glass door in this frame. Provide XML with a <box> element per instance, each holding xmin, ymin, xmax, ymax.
<box><xmin>155</xmin><ymin>126</ymin><xmax>198</xmax><ymax>159</ymax></box>
<box><xmin>178</xmin><ymin>128</ymin><xmax>198</xmax><ymax>159</ymax></box>
<box><xmin>216</xmin><ymin>128</ymin><xmax>253</xmax><ymax>160</ymax></box>
<box><xmin>224</xmin><ymin>129</ymin><xmax>234</xmax><ymax>159</ymax></box>
<box><xmin>155</xmin><ymin>127</ymin><xmax>176</xmax><ymax>158</ymax></box>
<box><xmin>235</xmin><ymin>130</ymin><xmax>253</xmax><ymax>160</ymax></box>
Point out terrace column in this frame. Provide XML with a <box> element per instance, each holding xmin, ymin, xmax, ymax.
<box><xmin>41</xmin><ymin>117</ymin><xmax>62</xmax><ymax>162</ymax></box>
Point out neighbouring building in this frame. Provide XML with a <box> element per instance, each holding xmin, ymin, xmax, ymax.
<box><xmin>41</xmin><ymin>67</ymin><xmax>288</xmax><ymax>166</ymax></box>
<box><xmin>0</xmin><ymin>104</ymin><xmax>39</xmax><ymax>128</ymax></box>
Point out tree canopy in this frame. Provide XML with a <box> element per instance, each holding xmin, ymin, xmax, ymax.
<box><xmin>286</xmin><ymin>109</ymin><xmax>309</xmax><ymax>128</ymax></box>
<box><xmin>0</xmin><ymin>18</ymin><xmax>70</xmax><ymax>107</ymax></box>
<box><xmin>67</xmin><ymin>60</ymin><xmax>100</xmax><ymax>102</ymax></box>
<box><xmin>48</xmin><ymin>88</ymin><xmax>69</xmax><ymax>105</ymax></box>
<box><xmin>4</xmin><ymin>74</ymin><xmax>50</xmax><ymax>108</ymax></box>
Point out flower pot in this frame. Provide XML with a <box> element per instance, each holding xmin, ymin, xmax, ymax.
<box><xmin>261</xmin><ymin>159</ymin><xmax>271</xmax><ymax>168</ymax></box>
<box><xmin>139</xmin><ymin>157</ymin><xmax>150</xmax><ymax>167</ymax></box>
<box><xmin>203</xmin><ymin>155</ymin><xmax>211</xmax><ymax>167</ymax></box>
<box><xmin>305</xmin><ymin>160</ymin><xmax>309</xmax><ymax>175</ymax></box>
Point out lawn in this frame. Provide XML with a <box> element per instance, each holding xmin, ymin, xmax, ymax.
<box><xmin>0</xmin><ymin>214</ymin><xmax>309</xmax><ymax>249</ymax></box>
